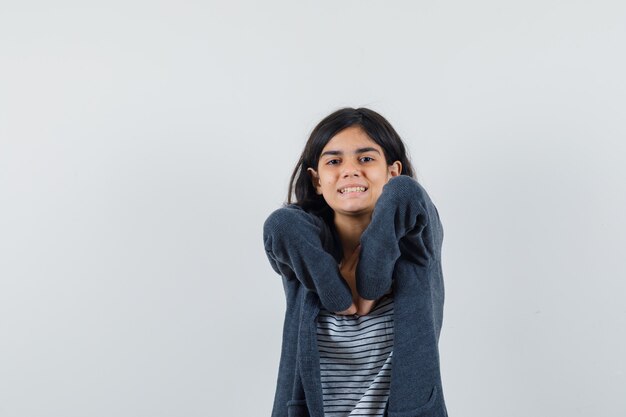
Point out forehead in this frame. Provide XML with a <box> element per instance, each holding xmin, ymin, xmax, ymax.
<box><xmin>322</xmin><ymin>126</ymin><xmax>381</xmax><ymax>152</ymax></box>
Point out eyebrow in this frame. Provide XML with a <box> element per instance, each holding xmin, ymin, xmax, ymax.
<box><xmin>320</xmin><ymin>147</ymin><xmax>381</xmax><ymax>158</ymax></box>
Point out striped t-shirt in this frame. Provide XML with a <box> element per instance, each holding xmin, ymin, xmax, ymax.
<box><xmin>316</xmin><ymin>292</ymin><xmax>394</xmax><ymax>417</ymax></box>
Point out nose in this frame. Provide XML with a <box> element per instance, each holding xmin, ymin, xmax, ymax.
<box><xmin>342</xmin><ymin>161</ymin><xmax>361</xmax><ymax>177</ymax></box>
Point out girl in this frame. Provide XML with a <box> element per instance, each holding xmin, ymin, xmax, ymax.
<box><xmin>263</xmin><ymin>108</ymin><xmax>447</xmax><ymax>417</ymax></box>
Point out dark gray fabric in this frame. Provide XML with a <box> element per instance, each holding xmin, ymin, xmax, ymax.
<box><xmin>263</xmin><ymin>175</ymin><xmax>447</xmax><ymax>417</ymax></box>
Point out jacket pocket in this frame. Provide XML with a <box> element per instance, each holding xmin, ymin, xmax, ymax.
<box><xmin>387</xmin><ymin>385</ymin><xmax>438</xmax><ymax>417</ymax></box>
<box><xmin>286</xmin><ymin>399</ymin><xmax>310</xmax><ymax>417</ymax></box>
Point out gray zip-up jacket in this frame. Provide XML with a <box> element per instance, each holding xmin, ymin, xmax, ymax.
<box><xmin>263</xmin><ymin>175</ymin><xmax>448</xmax><ymax>417</ymax></box>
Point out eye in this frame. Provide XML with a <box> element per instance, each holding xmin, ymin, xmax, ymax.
<box><xmin>360</xmin><ymin>156</ymin><xmax>374</xmax><ymax>162</ymax></box>
<box><xmin>326</xmin><ymin>159</ymin><xmax>340</xmax><ymax>165</ymax></box>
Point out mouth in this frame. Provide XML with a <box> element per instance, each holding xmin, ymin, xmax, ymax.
<box><xmin>338</xmin><ymin>186</ymin><xmax>368</xmax><ymax>195</ymax></box>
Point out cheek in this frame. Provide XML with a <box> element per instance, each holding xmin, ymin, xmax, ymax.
<box><xmin>321</xmin><ymin>183</ymin><xmax>336</xmax><ymax>195</ymax></box>
<box><xmin>372</xmin><ymin>186</ymin><xmax>385</xmax><ymax>200</ymax></box>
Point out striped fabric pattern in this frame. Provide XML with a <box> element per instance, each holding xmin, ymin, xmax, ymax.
<box><xmin>316</xmin><ymin>292</ymin><xmax>394</xmax><ymax>417</ymax></box>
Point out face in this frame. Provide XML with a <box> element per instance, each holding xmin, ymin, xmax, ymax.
<box><xmin>307</xmin><ymin>126</ymin><xmax>402</xmax><ymax>219</ymax></box>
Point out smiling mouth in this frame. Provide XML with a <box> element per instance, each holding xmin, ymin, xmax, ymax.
<box><xmin>338</xmin><ymin>186</ymin><xmax>368</xmax><ymax>194</ymax></box>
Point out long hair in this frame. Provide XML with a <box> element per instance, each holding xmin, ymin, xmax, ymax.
<box><xmin>286</xmin><ymin>107</ymin><xmax>417</xmax><ymax>224</ymax></box>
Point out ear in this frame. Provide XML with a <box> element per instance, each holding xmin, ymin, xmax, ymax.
<box><xmin>388</xmin><ymin>161</ymin><xmax>402</xmax><ymax>178</ymax></box>
<box><xmin>307</xmin><ymin>167</ymin><xmax>323</xmax><ymax>195</ymax></box>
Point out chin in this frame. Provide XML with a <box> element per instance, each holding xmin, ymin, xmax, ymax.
<box><xmin>336</xmin><ymin>204</ymin><xmax>372</xmax><ymax>215</ymax></box>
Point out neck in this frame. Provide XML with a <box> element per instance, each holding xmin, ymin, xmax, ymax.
<box><xmin>333</xmin><ymin>211</ymin><xmax>372</xmax><ymax>259</ymax></box>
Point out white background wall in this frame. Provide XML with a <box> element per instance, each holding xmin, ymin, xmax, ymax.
<box><xmin>1</xmin><ymin>1</ymin><xmax>625</xmax><ymax>416</ymax></box>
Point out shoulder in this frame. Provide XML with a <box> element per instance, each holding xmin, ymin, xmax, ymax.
<box><xmin>263</xmin><ymin>203</ymin><xmax>341</xmax><ymax>259</ymax></box>
<box><xmin>264</xmin><ymin>203</ymin><xmax>317</xmax><ymax>225</ymax></box>
<box><xmin>263</xmin><ymin>203</ymin><xmax>327</xmax><ymax>236</ymax></box>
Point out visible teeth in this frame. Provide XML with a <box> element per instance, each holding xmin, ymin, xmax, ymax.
<box><xmin>341</xmin><ymin>187</ymin><xmax>366</xmax><ymax>194</ymax></box>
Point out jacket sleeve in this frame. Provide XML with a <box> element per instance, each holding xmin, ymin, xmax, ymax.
<box><xmin>263</xmin><ymin>206</ymin><xmax>354</xmax><ymax>313</ymax></box>
<box><xmin>356</xmin><ymin>175</ymin><xmax>441</xmax><ymax>300</ymax></box>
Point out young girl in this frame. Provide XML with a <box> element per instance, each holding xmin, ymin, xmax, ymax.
<box><xmin>263</xmin><ymin>108</ymin><xmax>447</xmax><ymax>417</ymax></box>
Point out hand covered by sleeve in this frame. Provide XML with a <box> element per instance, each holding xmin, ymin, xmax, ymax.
<box><xmin>263</xmin><ymin>206</ymin><xmax>354</xmax><ymax>313</ymax></box>
<box><xmin>356</xmin><ymin>175</ymin><xmax>442</xmax><ymax>300</ymax></box>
